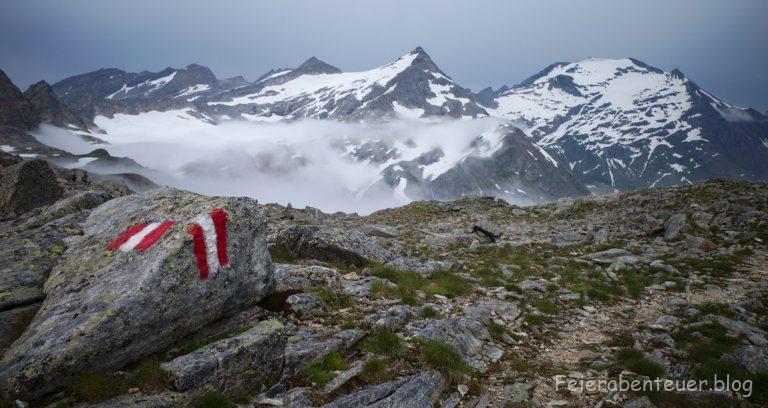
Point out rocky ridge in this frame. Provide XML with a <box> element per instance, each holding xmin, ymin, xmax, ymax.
<box><xmin>0</xmin><ymin>174</ymin><xmax>765</xmax><ymax>407</ymax></box>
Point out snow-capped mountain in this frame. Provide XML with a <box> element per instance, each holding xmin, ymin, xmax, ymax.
<box><xmin>484</xmin><ymin>58</ymin><xmax>768</xmax><ymax>190</ymax></box>
<box><xmin>207</xmin><ymin>47</ymin><xmax>487</xmax><ymax>121</ymax></box>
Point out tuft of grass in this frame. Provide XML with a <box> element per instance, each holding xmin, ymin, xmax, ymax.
<box><xmin>419</xmin><ymin>340</ymin><xmax>471</xmax><ymax>383</ymax></box>
<box><xmin>360</xmin><ymin>358</ymin><xmax>388</xmax><ymax>383</ymax></box>
<box><xmin>487</xmin><ymin>321</ymin><xmax>506</xmax><ymax>341</ymax></box>
<box><xmin>419</xmin><ymin>306</ymin><xmax>438</xmax><ymax>319</ymax></box>
<box><xmin>360</xmin><ymin>331</ymin><xmax>405</xmax><ymax>357</ymax></box>
<box><xmin>307</xmin><ymin>286</ymin><xmax>354</xmax><ymax>310</ymax></box>
<box><xmin>305</xmin><ymin>351</ymin><xmax>349</xmax><ymax>386</ymax></box>
<box><xmin>692</xmin><ymin>359</ymin><xmax>749</xmax><ymax>382</ymax></box>
<box><xmin>191</xmin><ymin>392</ymin><xmax>234</xmax><ymax>408</ymax></box>
<box><xmin>531</xmin><ymin>298</ymin><xmax>560</xmax><ymax>315</ymax></box>
<box><xmin>340</xmin><ymin>321</ymin><xmax>358</xmax><ymax>330</ymax></box>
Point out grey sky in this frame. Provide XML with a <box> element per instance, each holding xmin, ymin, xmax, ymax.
<box><xmin>2</xmin><ymin>0</ymin><xmax>767</xmax><ymax>111</ymax></box>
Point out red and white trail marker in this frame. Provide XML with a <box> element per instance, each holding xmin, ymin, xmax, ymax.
<box><xmin>105</xmin><ymin>221</ymin><xmax>175</xmax><ymax>252</ymax></box>
<box><xmin>187</xmin><ymin>208</ymin><xmax>229</xmax><ymax>280</ymax></box>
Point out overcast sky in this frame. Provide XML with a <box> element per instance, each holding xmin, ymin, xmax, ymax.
<box><xmin>2</xmin><ymin>0</ymin><xmax>767</xmax><ymax>111</ymax></box>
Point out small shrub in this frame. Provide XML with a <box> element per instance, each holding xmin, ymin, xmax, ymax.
<box><xmin>419</xmin><ymin>340</ymin><xmax>470</xmax><ymax>382</ymax></box>
<box><xmin>360</xmin><ymin>331</ymin><xmax>405</xmax><ymax>357</ymax></box>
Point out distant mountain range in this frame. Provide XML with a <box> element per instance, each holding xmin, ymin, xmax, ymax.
<box><xmin>1</xmin><ymin>47</ymin><xmax>767</xmax><ymax>207</ymax></box>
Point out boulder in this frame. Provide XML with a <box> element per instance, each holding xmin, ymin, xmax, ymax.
<box><xmin>268</xmin><ymin>222</ymin><xmax>394</xmax><ymax>266</ymax></box>
<box><xmin>0</xmin><ymin>188</ymin><xmax>274</xmax><ymax>400</ymax></box>
<box><xmin>274</xmin><ymin>264</ymin><xmax>343</xmax><ymax>292</ymax></box>
<box><xmin>161</xmin><ymin>319</ymin><xmax>286</xmax><ymax>396</ymax></box>
<box><xmin>0</xmin><ymin>159</ymin><xmax>62</xmax><ymax>216</ymax></box>
<box><xmin>320</xmin><ymin>371</ymin><xmax>446</xmax><ymax>408</ymax></box>
<box><xmin>664</xmin><ymin>213</ymin><xmax>687</xmax><ymax>241</ymax></box>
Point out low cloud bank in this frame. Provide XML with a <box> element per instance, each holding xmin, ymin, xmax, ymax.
<box><xmin>34</xmin><ymin>114</ymin><xmax>505</xmax><ymax>214</ymax></box>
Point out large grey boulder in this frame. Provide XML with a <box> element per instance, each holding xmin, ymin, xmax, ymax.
<box><xmin>320</xmin><ymin>371</ymin><xmax>446</xmax><ymax>408</ymax></box>
<box><xmin>0</xmin><ymin>159</ymin><xmax>62</xmax><ymax>217</ymax></box>
<box><xmin>268</xmin><ymin>222</ymin><xmax>394</xmax><ymax>266</ymax></box>
<box><xmin>161</xmin><ymin>319</ymin><xmax>287</xmax><ymax>396</ymax></box>
<box><xmin>0</xmin><ymin>188</ymin><xmax>274</xmax><ymax>400</ymax></box>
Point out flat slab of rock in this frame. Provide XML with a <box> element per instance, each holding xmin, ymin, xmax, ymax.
<box><xmin>275</xmin><ymin>264</ymin><xmax>342</xmax><ymax>292</ymax></box>
<box><xmin>414</xmin><ymin>316</ymin><xmax>503</xmax><ymax>371</ymax></box>
<box><xmin>321</xmin><ymin>371</ymin><xmax>446</xmax><ymax>408</ymax></box>
<box><xmin>0</xmin><ymin>188</ymin><xmax>274</xmax><ymax>400</ymax></box>
<box><xmin>161</xmin><ymin>319</ymin><xmax>287</xmax><ymax>395</ymax></box>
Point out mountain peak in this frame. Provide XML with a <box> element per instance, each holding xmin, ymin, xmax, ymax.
<box><xmin>295</xmin><ymin>56</ymin><xmax>341</xmax><ymax>75</ymax></box>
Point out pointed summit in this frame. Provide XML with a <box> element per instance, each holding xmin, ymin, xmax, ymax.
<box><xmin>294</xmin><ymin>56</ymin><xmax>341</xmax><ymax>75</ymax></box>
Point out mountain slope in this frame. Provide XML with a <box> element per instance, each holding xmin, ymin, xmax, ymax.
<box><xmin>485</xmin><ymin>58</ymin><xmax>768</xmax><ymax>190</ymax></box>
<box><xmin>207</xmin><ymin>47</ymin><xmax>488</xmax><ymax>121</ymax></box>
<box><xmin>367</xmin><ymin>123</ymin><xmax>588</xmax><ymax>204</ymax></box>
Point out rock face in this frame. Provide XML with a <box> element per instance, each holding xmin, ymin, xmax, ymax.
<box><xmin>268</xmin><ymin>222</ymin><xmax>394</xmax><ymax>266</ymax></box>
<box><xmin>0</xmin><ymin>69</ymin><xmax>37</xmax><ymax>130</ymax></box>
<box><xmin>0</xmin><ymin>159</ymin><xmax>63</xmax><ymax>217</ymax></box>
<box><xmin>23</xmin><ymin>80</ymin><xmax>89</xmax><ymax>129</ymax></box>
<box><xmin>320</xmin><ymin>371</ymin><xmax>446</xmax><ymax>408</ymax></box>
<box><xmin>161</xmin><ymin>319</ymin><xmax>286</xmax><ymax>396</ymax></box>
<box><xmin>0</xmin><ymin>188</ymin><xmax>274</xmax><ymax>400</ymax></box>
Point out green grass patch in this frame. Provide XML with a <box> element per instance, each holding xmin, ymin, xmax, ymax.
<box><xmin>487</xmin><ymin>321</ymin><xmax>506</xmax><ymax>340</ymax></box>
<box><xmin>523</xmin><ymin>313</ymin><xmax>552</xmax><ymax>325</ymax></box>
<box><xmin>307</xmin><ymin>286</ymin><xmax>354</xmax><ymax>310</ymax></box>
<box><xmin>419</xmin><ymin>340</ymin><xmax>471</xmax><ymax>383</ymax></box>
<box><xmin>424</xmin><ymin>270</ymin><xmax>472</xmax><ymax>298</ymax></box>
<box><xmin>419</xmin><ymin>306</ymin><xmax>437</xmax><ymax>319</ymax></box>
<box><xmin>305</xmin><ymin>351</ymin><xmax>349</xmax><ymax>386</ymax></box>
<box><xmin>359</xmin><ymin>331</ymin><xmax>405</xmax><ymax>357</ymax></box>
<box><xmin>615</xmin><ymin>349</ymin><xmax>664</xmax><ymax>378</ymax></box>
<box><xmin>531</xmin><ymin>298</ymin><xmax>560</xmax><ymax>315</ymax></box>
<box><xmin>68</xmin><ymin>372</ymin><xmax>128</xmax><ymax>402</ymax></box>
<box><xmin>360</xmin><ymin>358</ymin><xmax>388</xmax><ymax>383</ymax></box>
